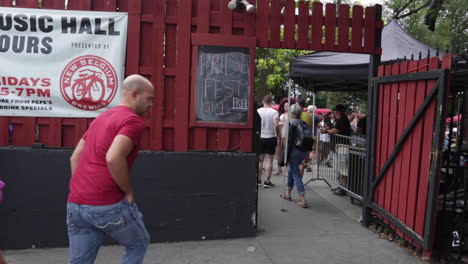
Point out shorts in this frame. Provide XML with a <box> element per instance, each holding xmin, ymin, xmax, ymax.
<box><xmin>259</xmin><ymin>137</ymin><xmax>277</xmax><ymax>155</ymax></box>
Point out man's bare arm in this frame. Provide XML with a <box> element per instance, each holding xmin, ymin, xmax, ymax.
<box><xmin>70</xmin><ymin>139</ymin><xmax>86</xmax><ymax>175</ymax></box>
<box><xmin>327</xmin><ymin>128</ymin><xmax>341</xmax><ymax>134</ymax></box>
<box><xmin>106</xmin><ymin>135</ymin><xmax>135</xmax><ymax>202</ymax></box>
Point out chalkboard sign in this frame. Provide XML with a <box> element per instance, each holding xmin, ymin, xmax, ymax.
<box><xmin>195</xmin><ymin>45</ymin><xmax>250</xmax><ymax>123</ymax></box>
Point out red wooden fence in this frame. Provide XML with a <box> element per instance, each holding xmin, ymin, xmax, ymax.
<box><xmin>374</xmin><ymin>54</ymin><xmax>452</xmax><ymax>251</ymax></box>
<box><xmin>0</xmin><ymin>0</ymin><xmax>383</xmax><ymax>152</ymax></box>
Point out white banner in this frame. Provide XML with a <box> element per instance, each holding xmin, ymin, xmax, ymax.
<box><xmin>0</xmin><ymin>7</ymin><xmax>128</xmax><ymax>117</ymax></box>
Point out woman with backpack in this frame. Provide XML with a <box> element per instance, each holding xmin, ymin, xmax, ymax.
<box><xmin>281</xmin><ymin>104</ymin><xmax>312</xmax><ymax>208</ymax></box>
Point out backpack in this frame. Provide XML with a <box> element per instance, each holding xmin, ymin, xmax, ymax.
<box><xmin>292</xmin><ymin>119</ymin><xmax>314</xmax><ymax>151</ymax></box>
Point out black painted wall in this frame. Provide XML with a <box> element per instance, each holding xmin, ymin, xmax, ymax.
<box><xmin>0</xmin><ymin>147</ymin><xmax>257</xmax><ymax>250</ymax></box>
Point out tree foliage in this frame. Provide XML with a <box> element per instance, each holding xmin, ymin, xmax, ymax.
<box><xmin>384</xmin><ymin>0</ymin><xmax>468</xmax><ymax>52</ymax></box>
<box><xmin>255</xmin><ymin>48</ymin><xmax>310</xmax><ymax>103</ymax></box>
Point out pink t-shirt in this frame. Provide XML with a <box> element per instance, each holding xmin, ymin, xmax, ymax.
<box><xmin>0</xmin><ymin>180</ymin><xmax>5</xmax><ymax>202</ymax></box>
<box><xmin>68</xmin><ymin>106</ymin><xmax>145</xmax><ymax>205</ymax></box>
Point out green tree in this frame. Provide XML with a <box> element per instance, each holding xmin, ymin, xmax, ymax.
<box><xmin>384</xmin><ymin>0</ymin><xmax>468</xmax><ymax>52</ymax></box>
<box><xmin>255</xmin><ymin>48</ymin><xmax>310</xmax><ymax>103</ymax></box>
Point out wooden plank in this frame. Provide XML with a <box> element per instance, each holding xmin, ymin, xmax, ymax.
<box><xmin>243</xmin><ymin>3</ymin><xmax>256</xmax><ymax>37</ymax></box>
<box><xmin>197</xmin><ymin>0</ymin><xmax>210</xmax><ymax>33</ymax></box>
<box><xmin>374</xmin><ymin>65</ymin><xmax>385</xmax><ymax>203</ymax></box>
<box><xmin>240</xmin><ymin>129</ymin><xmax>252</xmax><ymax>152</ymax></box>
<box><xmin>337</xmin><ymin>4</ymin><xmax>350</xmax><ymax>52</ymax></box>
<box><xmin>406</xmin><ymin>58</ymin><xmax>429</xmax><ymax>233</ymax></box>
<box><xmin>207</xmin><ymin>128</ymin><xmax>218</xmax><ymax>150</ymax></box>
<box><xmin>324</xmin><ymin>3</ymin><xmax>336</xmax><ymax>51</ymax></box>
<box><xmin>192</xmin><ymin>0</ymin><xmax>211</xmax><ymax>151</ymax></box>
<box><xmin>393</xmin><ymin>60</ymin><xmax>409</xmax><ymax>238</ymax></box>
<box><xmin>363</xmin><ymin>6</ymin><xmax>377</xmax><ymax>53</ymax></box>
<box><xmin>398</xmin><ymin>60</ymin><xmax>419</xmax><ymax>234</ymax></box>
<box><xmin>67</xmin><ymin>0</ymin><xmax>91</xmax><ymax>10</ymax></box>
<box><xmin>220</xmin><ymin>0</ymin><xmax>232</xmax><ymax>35</ymax></box>
<box><xmin>0</xmin><ymin>117</ymin><xmax>9</xmax><ymax>145</ymax></box>
<box><xmin>14</xmin><ymin>0</ymin><xmax>37</xmax><ymax>8</ymax></box>
<box><xmin>174</xmin><ymin>0</ymin><xmax>192</xmax><ymax>151</ymax></box>
<box><xmin>310</xmin><ymin>1</ymin><xmax>323</xmax><ymax>50</ymax></box>
<box><xmin>125</xmin><ymin>0</ymin><xmax>142</xmax><ymax>76</ymax></box>
<box><xmin>0</xmin><ymin>1</ymin><xmax>13</xmax><ymax>7</ymax></box>
<box><xmin>218</xmin><ymin>128</ymin><xmax>230</xmax><ymax>151</ymax></box>
<box><xmin>229</xmin><ymin>129</ymin><xmax>240</xmax><ymax>151</ymax></box>
<box><xmin>256</xmin><ymin>0</ymin><xmax>269</xmax><ymax>48</ymax></box>
<box><xmin>384</xmin><ymin>62</ymin><xmax>400</xmax><ymax>215</ymax></box>
<box><xmin>378</xmin><ymin>65</ymin><xmax>392</xmax><ymax>209</ymax></box>
<box><xmin>350</xmin><ymin>5</ymin><xmax>363</xmax><ymax>53</ymax></box>
<box><xmin>151</xmin><ymin>0</ymin><xmax>165</xmax><ymax>151</ymax></box>
<box><xmin>297</xmin><ymin>0</ymin><xmax>309</xmax><ymax>50</ymax></box>
<box><xmin>10</xmin><ymin>117</ymin><xmax>35</xmax><ymax>146</ymax></box>
<box><xmin>192</xmin><ymin>33</ymin><xmax>256</xmax><ymax>48</ymax></box>
<box><xmin>282</xmin><ymin>0</ymin><xmax>296</xmax><ymax>49</ymax></box>
<box><xmin>415</xmin><ymin>57</ymin><xmax>440</xmax><ymax>236</ymax></box>
<box><xmin>268</xmin><ymin>0</ymin><xmax>282</xmax><ymax>48</ymax></box>
<box><xmin>37</xmin><ymin>118</ymin><xmax>62</xmax><ymax>147</ymax></box>
<box><xmin>91</xmin><ymin>0</ymin><xmax>117</xmax><ymax>11</ymax></box>
<box><xmin>41</xmin><ymin>0</ymin><xmax>65</xmax><ymax>9</ymax></box>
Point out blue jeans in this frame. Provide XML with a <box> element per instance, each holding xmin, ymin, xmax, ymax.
<box><xmin>288</xmin><ymin>147</ymin><xmax>307</xmax><ymax>195</ymax></box>
<box><xmin>66</xmin><ymin>199</ymin><xmax>150</xmax><ymax>264</ymax></box>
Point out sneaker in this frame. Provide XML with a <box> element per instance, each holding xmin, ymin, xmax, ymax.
<box><xmin>280</xmin><ymin>193</ymin><xmax>292</xmax><ymax>201</ymax></box>
<box><xmin>263</xmin><ymin>181</ymin><xmax>275</xmax><ymax>188</ymax></box>
<box><xmin>257</xmin><ymin>180</ymin><xmax>262</xmax><ymax>186</ymax></box>
<box><xmin>297</xmin><ymin>200</ymin><xmax>308</xmax><ymax>208</ymax></box>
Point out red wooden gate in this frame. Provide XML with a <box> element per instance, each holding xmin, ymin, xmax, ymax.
<box><xmin>0</xmin><ymin>0</ymin><xmax>383</xmax><ymax>152</ymax></box>
<box><xmin>364</xmin><ymin>54</ymin><xmax>453</xmax><ymax>253</ymax></box>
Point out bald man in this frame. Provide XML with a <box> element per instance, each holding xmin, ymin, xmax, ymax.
<box><xmin>67</xmin><ymin>74</ymin><xmax>154</xmax><ymax>264</ymax></box>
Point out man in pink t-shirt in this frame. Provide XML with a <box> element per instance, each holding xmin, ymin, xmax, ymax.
<box><xmin>67</xmin><ymin>74</ymin><xmax>154</xmax><ymax>264</ymax></box>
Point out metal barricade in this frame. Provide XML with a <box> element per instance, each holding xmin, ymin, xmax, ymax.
<box><xmin>306</xmin><ymin>133</ymin><xmax>366</xmax><ymax>201</ymax></box>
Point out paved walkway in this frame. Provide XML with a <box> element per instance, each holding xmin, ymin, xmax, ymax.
<box><xmin>3</xmin><ymin>171</ymin><xmax>422</xmax><ymax>264</ymax></box>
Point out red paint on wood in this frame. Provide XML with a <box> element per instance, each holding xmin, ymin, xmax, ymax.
<box><xmin>41</xmin><ymin>0</ymin><xmax>65</xmax><ymax>9</ymax></box>
<box><xmin>163</xmin><ymin>128</ymin><xmax>174</xmax><ymax>151</ymax></box>
<box><xmin>351</xmin><ymin>5</ymin><xmax>363</xmax><ymax>53</ymax></box>
<box><xmin>363</xmin><ymin>6</ymin><xmax>377</xmax><ymax>53</ymax></box>
<box><xmin>207</xmin><ymin>128</ymin><xmax>218</xmax><ymax>150</ymax></box>
<box><xmin>0</xmin><ymin>1</ymin><xmax>13</xmax><ymax>7</ymax></box>
<box><xmin>218</xmin><ymin>128</ymin><xmax>230</xmax><ymax>151</ymax></box>
<box><xmin>152</xmin><ymin>0</ymin><xmax>166</xmax><ymax>150</ymax></box>
<box><xmin>197</xmin><ymin>0</ymin><xmax>211</xmax><ymax>33</ymax></box>
<box><xmin>0</xmin><ymin>117</ymin><xmax>9</xmax><ymax>145</ymax></box>
<box><xmin>282</xmin><ymin>0</ymin><xmax>295</xmax><ymax>49</ymax></box>
<box><xmin>384</xmin><ymin>62</ymin><xmax>400</xmax><ymax>214</ymax></box>
<box><xmin>324</xmin><ymin>3</ymin><xmax>337</xmax><ymax>51</ymax></box>
<box><xmin>269</xmin><ymin>0</ymin><xmax>282</xmax><ymax>48</ymax></box>
<box><xmin>68</xmin><ymin>0</ymin><xmax>91</xmax><ymax>10</ymax></box>
<box><xmin>229</xmin><ymin>129</ymin><xmax>240</xmax><ymax>151</ymax></box>
<box><xmin>310</xmin><ymin>2</ymin><xmax>323</xmax><ymax>50</ymax></box>
<box><xmin>62</xmin><ymin>118</ymin><xmax>87</xmax><ymax>147</ymax></box>
<box><xmin>378</xmin><ymin>65</ymin><xmax>392</xmax><ymax>209</ymax></box>
<box><xmin>37</xmin><ymin>118</ymin><xmax>62</xmax><ymax>147</ymax></box>
<box><xmin>398</xmin><ymin>60</ymin><xmax>418</xmax><ymax>236</ymax></box>
<box><xmin>240</xmin><ymin>129</ymin><xmax>252</xmax><ymax>152</ymax></box>
<box><xmin>297</xmin><ymin>1</ymin><xmax>309</xmax><ymax>50</ymax></box>
<box><xmin>415</xmin><ymin>57</ymin><xmax>440</xmax><ymax>236</ymax></box>
<box><xmin>220</xmin><ymin>0</ymin><xmax>233</xmax><ymax>35</ymax></box>
<box><xmin>393</xmin><ymin>60</ymin><xmax>409</xmax><ymax>238</ymax></box>
<box><xmin>164</xmin><ymin>77</ymin><xmax>176</xmax><ymax>122</ymax></box>
<box><xmin>256</xmin><ymin>0</ymin><xmax>269</xmax><ymax>47</ymax></box>
<box><xmin>406</xmin><ymin>58</ymin><xmax>429</xmax><ymax>232</ymax></box>
<box><xmin>243</xmin><ymin>7</ymin><xmax>255</xmax><ymax>36</ymax></box>
<box><xmin>14</xmin><ymin>0</ymin><xmax>37</xmax><ymax>8</ymax></box>
<box><xmin>337</xmin><ymin>4</ymin><xmax>350</xmax><ymax>51</ymax></box>
<box><xmin>126</xmin><ymin>14</ymin><xmax>141</xmax><ymax>75</ymax></box>
<box><xmin>10</xmin><ymin>117</ymin><xmax>35</xmax><ymax>146</ymax></box>
<box><xmin>194</xmin><ymin>128</ymin><xmax>208</xmax><ymax>150</ymax></box>
<box><xmin>192</xmin><ymin>33</ymin><xmax>256</xmax><ymax>48</ymax></box>
<box><xmin>174</xmin><ymin>0</ymin><xmax>192</xmax><ymax>151</ymax></box>
<box><xmin>374</xmin><ymin>65</ymin><xmax>385</xmax><ymax>203</ymax></box>
<box><xmin>92</xmin><ymin>0</ymin><xmax>117</xmax><ymax>11</ymax></box>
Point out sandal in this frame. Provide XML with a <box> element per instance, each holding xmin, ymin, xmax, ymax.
<box><xmin>280</xmin><ymin>193</ymin><xmax>292</xmax><ymax>201</ymax></box>
<box><xmin>297</xmin><ymin>200</ymin><xmax>308</xmax><ymax>208</ymax></box>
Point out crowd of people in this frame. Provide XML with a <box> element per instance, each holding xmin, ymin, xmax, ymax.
<box><xmin>256</xmin><ymin>95</ymin><xmax>368</xmax><ymax>206</ymax></box>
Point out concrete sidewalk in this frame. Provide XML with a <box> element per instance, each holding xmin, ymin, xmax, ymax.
<box><xmin>3</xmin><ymin>172</ymin><xmax>422</xmax><ymax>264</ymax></box>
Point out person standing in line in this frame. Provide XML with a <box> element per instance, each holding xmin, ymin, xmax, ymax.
<box><xmin>67</xmin><ymin>74</ymin><xmax>154</xmax><ymax>264</ymax></box>
<box><xmin>257</xmin><ymin>95</ymin><xmax>279</xmax><ymax>188</ymax></box>
<box><xmin>321</xmin><ymin>104</ymin><xmax>352</xmax><ymax>195</ymax></box>
<box><xmin>281</xmin><ymin>104</ymin><xmax>310</xmax><ymax>208</ymax></box>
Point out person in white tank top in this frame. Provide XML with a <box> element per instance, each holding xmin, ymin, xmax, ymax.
<box><xmin>257</xmin><ymin>95</ymin><xmax>279</xmax><ymax>188</ymax></box>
